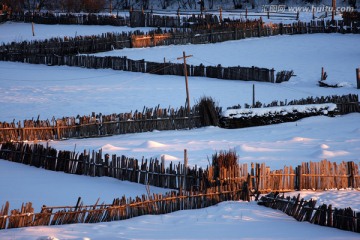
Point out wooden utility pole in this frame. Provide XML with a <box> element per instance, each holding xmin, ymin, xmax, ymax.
<box><xmin>177</xmin><ymin>51</ymin><xmax>193</xmax><ymax>115</ymax></box>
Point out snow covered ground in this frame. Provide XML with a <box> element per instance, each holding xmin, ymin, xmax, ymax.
<box><xmin>0</xmin><ymin>21</ymin><xmax>155</xmax><ymax>44</ymax></box>
<box><xmin>0</xmin><ymin>22</ymin><xmax>359</xmax><ymax>239</ymax></box>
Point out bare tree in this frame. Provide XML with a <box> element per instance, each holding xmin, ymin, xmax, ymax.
<box><xmin>82</xmin><ymin>0</ymin><xmax>106</xmax><ymax>13</ymax></box>
<box><xmin>208</xmin><ymin>0</ymin><xmax>214</xmax><ymax>9</ymax></box>
<box><xmin>60</xmin><ymin>0</ymin><xmax>83</xmax><ymax>13</ymax></box>
<box><xmin>43</xmin><ymin>0</ymin><xmax>62</xmax><ymax>11</ymax></box>
<box><xmin>1</xmin><ymin>0</ymin><xmax>25</xmax><ymax>13</ymax></box>
<box><xmin>23</xmin><ymin>0</ymin><xmax>49</xmax><ymax>13</ymax></box>
<box><xmin>140</xmin><ymin>0</ymin><xmax>149</xmax><ymax>9</ymax></box>
<box><xmin>161</xmin><ymin>0</ymin><xmax>170</xmax><ymax>9</ymax></box>
<box><xmin>233</xmin><ymin>0</ymin><xmax>242</xmax><ymax>9</ymax></box>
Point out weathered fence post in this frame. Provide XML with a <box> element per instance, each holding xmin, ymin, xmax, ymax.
<box><xmin>56</xmin><ymin>120</ymin><xmax>61</xmax><ymax>140</ymax></box>
<box><xmin>356</xmin><ymin>68</ymin><xmax>360</xmax><ymax>89</ymax></box>
<box><xmin>347</xmin><ymin>161</ymin><xmax>355</xmax><ymax>188</ymax></box>
<box><xmin>251</xmin><ymin>163</ymin><xmax>255</xmax><ymax>189</ymax></box>
<box><xmin>296</xmin><ymin>165</ymin><xmax>302</xmax><ymax>190</ymax></box>
<box><xmin>332</xmin><ymin>0</ymin><xmax>336</xmax><ymax>22</ymax></box>
<box><xmin>31</xmin><ymin>21</ymin><xmax>35</xmax><ymax>36</ymax></box>
<box><xmin>252</xmin><ymin>84</ymin><xmax>255</xmax><ymax>107</ymax></box>
<box><xmin>183</xmin><ymin>149</ymin><xmax>188</xmax><ymax>190</ymax></box>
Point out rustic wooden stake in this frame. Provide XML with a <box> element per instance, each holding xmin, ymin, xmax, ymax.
<box><xmin>321</xmin><ymin>67</ymin><xmax>324</xmax><ymax>80</ymax></box>
<box><xmin>356</xmin><ymin>68</ymin><xmax>360</xmax><ymax>89</ymax></box>
<box><xmin>163</xmin><ymin>57</ymin><xmax>166</xmax><ymax>75</ymax></box>
<box><xmin>312</xmin><ymin>8</ymin><xmax>315</xmax><ymax>20</ymax></box>
<box><xmin>332</xmin><ymin>0</ymin><xmax>336</xmax><ymax>22</ymax></box>
<box><xmin>252</xmin><ymin>84</ymin><xmax>255</xmax><ymax>107</ymax></box>
<box><xmin>177</xmin><ymin>51</ymin><xmax>193</xmax><ymax>115</ymax></box>
<box><xmin>32</xmin><ymin>22</ymin><xmax>35</xmax><ymax>36</ymax></box>
<box><xmin>183</xmin><ymin>149</ymin><xmax>188</xmax><ymax>195</ymax></box>
<box><xmin>219</xmin><ymin>7</ymin><xmax>222</xmax><ymax>23</ymax></box>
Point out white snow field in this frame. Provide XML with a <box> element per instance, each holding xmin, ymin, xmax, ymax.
<box><xmin>0</xmin><ymin>22</ymin><xmax>359</xmax><ymax>239</ymax></box>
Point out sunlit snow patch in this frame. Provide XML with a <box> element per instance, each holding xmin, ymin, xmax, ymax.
<box><xmin>240</xmin><ymin>144</ymin><xmax>281</xmax><ymax>152</ymax></box>
<box><xmin>138</xmin><ymin>140</ymin><xmax>167</xmax><ymax>148</ymax></box>
<box><xmin>101</xmin><ymin>144</ymin><xmax>128</xmax><ymax>151</ymax></box>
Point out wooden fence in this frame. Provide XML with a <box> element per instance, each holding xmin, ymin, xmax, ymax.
<box><xmin>0</xmin><ymin>186</ymin><xmax>248</xmax><ymax>230</ymax></box>
<box><xmin>258</xmin><ymin>160</ymin><xmax>360</xmax><ymax>191</ymax></box>
<box><xmin>259</xmin><ymin>193</ymin><xmax>360</xmax><ymax>233</ymax></box>
<box><xmin>0</xmin><ymin>103</ymin><xmax>203</xmax><ymax>142</ymax></box>
<box><xmin>11</xmin><ymin>12</ymin><xmax>129</xmax><ymax>26</ymax></box>
<box><xmin>4</xmin><ymin>11</ymin><xmax>289</xmax><ymax>28</ymax></box>
<box><xmin>9</xmin><ymin>10</ymin><xmax>358</xmax><ymax>30</ymax></box>
<box><xmin>0</xmin><ymin>143</ymin><xmax>359</xmax><ymax>230</ymax></box>
<box><xmin>221</xmin><ymin>94</ymin><xmax>359</xmax><ymax>129</ymax></box>
<box><xmin>229</xmin><ymin>94</ymin><xmax>359</xmax><ymax>109</ymax></box>
<box><xmin>0</xmin><ymin>143</ymin><xmax>247</xmax><ymax>193</ymax></box>
<box><xmin>1</xmin><ymin>18</ymin><xmax>358</xmax><ymax>85</ymax></box>
<box><xmin>1</xmin><ymin>19</ymin><xmax>359</xmax><ymax>58</ymax></box>
<box><xmin>0</xmin><ymin>142</ymin><xmax>359</xmax><ymax>193</ymax></box>
<box><xmin>0</xmin><ymin>13</ymin><xmax>7</xmax><ymax>23</ymax></box>
<box><xmin>0</xmin><ymin>94</ymin><xmax>358</xmax><ymax>143</ymax></box>
<box><xmin>13</xmin><ymin>54</ymin><xmax>276</xmax><ymax>83</ymax></box>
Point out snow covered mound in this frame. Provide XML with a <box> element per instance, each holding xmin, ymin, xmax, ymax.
<box><xmin>222</xmin><ymin>103</ymin><xmax>337</xmax><ymax>118</ymax></box>
<box><xmin>138</xmin><ymin>140</ymin><xmax>168</xmax><ymax>148</ymax></box>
